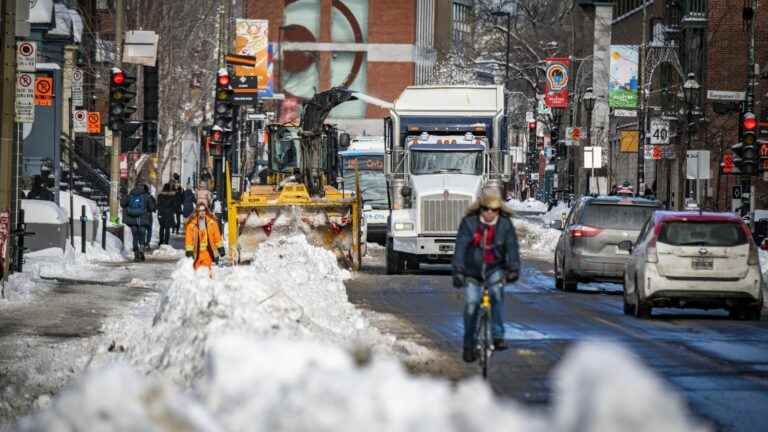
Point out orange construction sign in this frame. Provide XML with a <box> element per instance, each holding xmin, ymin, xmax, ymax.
<box><xmin>34</xmin><ymin>77</ymin><xmax>54</xmax><ymax>106</ymax></box>
<box><xmin>87</xmin><ymin>112</ymin><xmax>101</xmax><ymax>134</ymax></box>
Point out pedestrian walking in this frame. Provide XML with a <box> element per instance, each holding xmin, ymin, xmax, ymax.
<box><xmin>157</xmin><ymin>183</ymin><xmax>176</xmax><ymax>245</ymax></box>
<box><xmin>182</xmin><ymin>185</ymin><xmax>196</xmax><ymax>219</ymax></box>
<box><xmin>174</xmin><ymin>184</ymin><xmax>184</xmax><ymax>234</ymax></box>
<box><xmin>143</xmin><ymin>184</ymin><xmax>157</xmax><ymax>249</ymax></box>
<box><xmin>184</xmin><ymin>198</ymin><xmax>225</xmax><ymax>271</ymax></box>
<box><xmin>452</xmin><ymin>191</ymin><xmax>520</xmax><ymax>363</ymax></box>
<box><xmin>121</xmin><ymin>183</ymin><xmax>150</xmax><ymax>261</ymax></box>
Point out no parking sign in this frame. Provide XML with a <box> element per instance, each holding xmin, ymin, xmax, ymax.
<box><xmin>73</xmin><ymin>110</ymin><xmax>87</xmax><ymax>133</ymax></box>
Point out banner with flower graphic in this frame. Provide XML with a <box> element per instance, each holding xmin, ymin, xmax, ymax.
<box><xmin>609</xmin><ymin>45</ymin><xmax>639</xmax><ymax>108</ymax></box>
<box><xmin>544</xmin><ymin>58</ymin><xmax>570</xmax><ymax>108</ymax></box>
<box><xmin>234</xmin><ymin>19</ymin><xmax>269</xmax><ymax>90</ymax></box>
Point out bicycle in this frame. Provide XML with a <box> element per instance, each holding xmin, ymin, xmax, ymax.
<box><xmin>475</xmin><ymin>283</ymin><xmax>494</xmax><ymax>379</ymax></box>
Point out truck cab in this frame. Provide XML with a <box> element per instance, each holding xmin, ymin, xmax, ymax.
<box><xmin>384</xmin><ymin>86</ymin><xmax>510</xmax><ymax>274</ymax></box>
<box><xmin>339</xmin><ymin>136</ymin><xmax>388</xmax><ymax>245</ymax></box>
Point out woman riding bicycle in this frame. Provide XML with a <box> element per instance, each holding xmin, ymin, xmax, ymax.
<box><xmin>452</xmin><ymin>191</ymin><xmax>520</xmax><ymax>363</ymax></box>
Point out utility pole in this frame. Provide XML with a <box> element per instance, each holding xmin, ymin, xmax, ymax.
<box><xmin>109</xmin><ymin>0</ymin><xmax>124</xmax><ymax>222</ymax></box>
<box><xmin>747</xmin><ymin>0</ymin><xmax>758</xmax><ymax>216</ymax></box>
<box><xmin>1</xmin><ymin>0</ymin><xmax>17</xmax><ymax>281</ymax></box>
<box><xmin>636</xmin><ymin>0</ymin><xmax>648</xmax><ymax>199</ymax></box>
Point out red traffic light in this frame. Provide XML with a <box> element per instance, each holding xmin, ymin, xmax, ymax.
<box><xmin>743</xmin><ymin>112</ymin><xmax>757</xmax><ymax>131</ymax></box>
<box><xmin>212</xmin><ymin>130</ymin><xmax>222</xmax><ymax>142</ymax></box>
<box><xmin>217</xmin><ymin>75</ymin><xmax>230</xmax><ymax>87</ymax></box>
<box><xmin>112</xmin><ymin>71</ymin><xmax>126</xmax><ymax>85</ymax></box>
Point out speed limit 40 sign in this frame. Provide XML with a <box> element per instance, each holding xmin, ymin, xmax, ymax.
<box><xmin>650</xmin><ymin>118</ymin><xmax>670</xmax><ymax>145</ymax></box>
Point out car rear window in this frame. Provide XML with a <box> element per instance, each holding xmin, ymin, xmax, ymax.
<box><xmin>657</xmin><ymin>221</ymin><xmax>748</xmax><ymax>247</ymax></box>
<box><xmin>579</xmin><ymin>204</ymin><xmax>655</xmax><ymax>230</ymax></box>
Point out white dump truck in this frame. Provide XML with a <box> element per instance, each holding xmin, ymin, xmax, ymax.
<box><xmin>384</xmin><ymin>85</ymin><xmax>511</xmax><ymax>273</ymax></box>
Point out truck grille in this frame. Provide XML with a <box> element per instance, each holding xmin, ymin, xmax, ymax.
<box><xmin>420</xmin><ymin>194</ymin><xmax>471</xmax><ymax>234</ymax></box>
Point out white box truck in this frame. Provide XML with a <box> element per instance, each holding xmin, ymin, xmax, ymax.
<box><xmin>384</xmin><ymin>85</ymin><xmax>511</xmax><ymax>273</ymax></box>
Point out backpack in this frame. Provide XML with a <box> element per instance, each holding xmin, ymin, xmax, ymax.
<box><xmin>126</xmin><ymin>193</ymin><xmax>147</xmax><ymax>217</ymax></box>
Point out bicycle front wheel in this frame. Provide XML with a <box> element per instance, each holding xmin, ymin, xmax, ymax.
<box><xmin>477</xmin><ymin>312</ymin><xmax>490</xmax><ymax>379</ymax></box>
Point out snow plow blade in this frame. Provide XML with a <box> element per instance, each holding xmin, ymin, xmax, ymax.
<box><xmin>227</xmin><ymin>183</ymin><xmax>362</xmax><ymax>270</ymax></box>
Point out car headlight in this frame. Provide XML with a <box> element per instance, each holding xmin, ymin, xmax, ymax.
<box><xmin>394</xmin><ymin>222</ymin><xmax>414</xmax><ymax>231</ymax></box>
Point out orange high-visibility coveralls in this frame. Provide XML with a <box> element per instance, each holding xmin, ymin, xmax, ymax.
<box><xmin>185</xmin><ymin>210</ymin><xmax>224</xmax><ymax>270</ymax></box>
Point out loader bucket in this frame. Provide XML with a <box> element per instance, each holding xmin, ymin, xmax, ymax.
<box><xmin>226</xmin><ymin>170</ymin><xmax>361</xmax><ymax>269</ymax></box>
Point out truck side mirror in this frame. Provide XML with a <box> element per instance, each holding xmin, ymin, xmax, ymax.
<box><xmin>339</xmin><ymin>133</ymin><xmax>351</xmax><ymax>149</ymax></box>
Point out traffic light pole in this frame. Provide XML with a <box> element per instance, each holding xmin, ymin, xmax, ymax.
<box><xmin>109</xmin><ymin>0</ymin><xmax>124</xmax><ymax>222</ymax></box>
<box><xmin>1</xmin><ymin>0</ymin><xmax>17</xmax><ymax>281</ymax></box>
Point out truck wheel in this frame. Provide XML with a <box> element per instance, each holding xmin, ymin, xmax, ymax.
<box><xmin>386</xmin><ymin>239</ymin><xmax>403</xmax><ymax>275</ymax></box>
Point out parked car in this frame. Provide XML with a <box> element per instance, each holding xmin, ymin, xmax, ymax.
<box><xmin>554</xmin><ymin>196</ymin><xmax>662</xmax><ymax>291</ymax></box>
<box><xmin>623</xmin><ymin>211</ymin><xmax>764</xmax><ymax>320</ymax></box>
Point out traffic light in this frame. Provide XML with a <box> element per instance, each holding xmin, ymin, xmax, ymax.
<box><xmin>734</xmin><ymin>111</ymin><xmax>758</xmax><ymax>175</ymax></box>
<box><xmin>213</xmin><ymin>68</ymin><xmax>234</xmax><ymax>145</ymax></box>
<box><xmin>108</xmin><ymin>67</ymin><xmax>137</xmax><ymax>131</ymax></box>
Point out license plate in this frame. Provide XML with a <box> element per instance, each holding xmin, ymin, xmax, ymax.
<box><xmin>439</xmin><ymin>244</ymin><xmax>454</xmax><ymax>252</ymax></box>
<box><xmin>692</xmin><ymin>257</ymin><xmax>713</xmax><ymax>270</ymax></box>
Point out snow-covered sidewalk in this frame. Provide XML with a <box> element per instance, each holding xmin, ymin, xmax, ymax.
<box><xmin>8</xmin><ymin>235</ymin><xmax>707</xmax><ymax>431</ymax></box>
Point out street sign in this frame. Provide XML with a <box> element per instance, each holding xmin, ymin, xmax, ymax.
<box><xmin>232</xmin><ymin>75</ymin><xmax>259</xmax><ymax>105</ymax></box>
<box><xmin>15</xmin><ymin>72</ymin><xmax>35</xmax><ymax>123</ymax></box>
<box><xmin>72</xmin><ymin>67</ymin><xmax>84</xmax><ymax>107</ymax></box>
<box><xmin>584</xmin><ymin>146</ymin><xmax>602</xmax><ymax>168</ymax></box>
<box><xmin>686</xmin><ymin>150</ymin><xmax>711</xmax><ymax>180</ymax></box>
<box><xmin>565</xmin><ymin>127</ymin><xmax>583</xmax><ymax>146</ymax></box>
<box><xmin>73</xmin><ymin>110</ymin><xmax>88</xmax><ymax>133</ymax></box>
<box><xmin>34</xmin><ymin>76</ymin><xmax>53</xmax><ymax>106</ymax></box>
<box><xmin>16</xmin><ymin>41</ymin><xmax>36</xmax><ymax>72</ymax></box>
<box><xmin>707</xmin><ymin>90</ymin><xmax>745</xmax><ymax>101</ymax></box>
<box><xmin>652</xmin><ymin>145</ymin><xmax>662</xmax><ymax>160</ymax></box>
<box><xmin>87</xmin><ymin>112</ymin><xmax>101</xmax><ymax>134</ymax></box>
<box><xmin>613</xmin><ymin>109</ymin><xmax>637</xmax><ymax>118</ymax></box>
<box><xmin>649</xmin><ymin>118</ymin><xmax>670</xmax><ymax>145</ymax></box>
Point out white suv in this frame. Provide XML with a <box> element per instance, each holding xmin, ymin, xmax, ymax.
<box><xmin>623</xmin><ymin>211</ymin><xmax>764</xmax><ymax>320</ymax></box>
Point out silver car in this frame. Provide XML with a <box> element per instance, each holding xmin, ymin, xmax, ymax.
<box><xmin>554</xmin><ymin>196</ymin><xmax>661</xmax><ymax>291</ymax></box>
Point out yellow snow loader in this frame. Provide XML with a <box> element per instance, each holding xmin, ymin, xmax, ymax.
<box><xmin>226</xmin><ymin>88</ymin><xmax>362</xmax><ymax>269</ymax></box>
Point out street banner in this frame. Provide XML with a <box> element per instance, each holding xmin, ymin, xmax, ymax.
<box><xmin>15</xmin><ymin>72</ymin><xmax>35</xmax><ymax>123</ymax></box>
<box><xmin>234</xmin><ymin>19</ymin><xmax>269</xmax><ymax>90</ymax></box>
<box><xmin>16</xmin><ymin>41</ymin><xmax>36</xmax><ymax>72</ymax></box>
<box><xmin>649</xmin><ymin>118</ymin><xmax>670</xmax><ymax>145</ymax></box>
<box><xmin>34</xmin><ymin>76</ymin><xmax>53</xmax><ymax>106</ymax></box>
<box><xmin>73</xmin><ymin>110</ymin><xmax>88</xmax><ymax>133</ymax></box>
<box><xmin>87</xmin><ymin>112</ymin><xmax>101</xmax><ymax>134</ymax></box>
<box><xmin>609</xmin><ymin>45</ymin><xmax>639</xmax><ymax>108</ymax></box>
<box><xmin>619</xmin><ymin>130</ymin><xmax>639</xmax><ymax>152</ymax></box>
<box><xmin>544</xmin><ymin>58</ymin><xmax>570</xmax><ymax>108</ymax></box>
<box><xmin>72</xmin><ymin>67</ymin><xmax>84</xmax><ymax>107</ymax></box>
<box><xmin>565</xmin><ymin>127</ymin><xmax>584</xmax><ymax>146</ymax></box>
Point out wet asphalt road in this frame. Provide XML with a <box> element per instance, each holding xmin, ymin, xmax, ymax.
<box><xmin>347</xmin><ymin>247</ymin><xmax>768</xmax><ymax>432</ymax></box>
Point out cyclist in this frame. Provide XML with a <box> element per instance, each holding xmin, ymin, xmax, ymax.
<box><xmin>452</xmin><ymin>191</ymin><xmax>520</xmax><ymax>363</ymax></box>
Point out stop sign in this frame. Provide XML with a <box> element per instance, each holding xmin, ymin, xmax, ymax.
<box><xmin>723</xmin><ymin>153</ymin><xmax>734</xmax><ymax>174</ymax></box>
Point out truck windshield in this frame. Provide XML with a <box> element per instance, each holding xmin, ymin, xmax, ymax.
<box><xmin>342</xmin><ymin>155</ymin><xmax>388</xmax><ymax>208</ymax></box>
<box><xmin>410</xmin><ymin>151</ymin><xmax>482</xmax><ymax>175</ymax></box>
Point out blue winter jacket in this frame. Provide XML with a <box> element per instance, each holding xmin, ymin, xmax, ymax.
<box><xmin>452</xmin><ymin>213</ymin><xmax>520</xmax><ymax>281</ymax></box>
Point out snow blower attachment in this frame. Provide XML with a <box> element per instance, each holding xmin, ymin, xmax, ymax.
<box><xmin>226</xmin><ymin>87</ymin><xmax>362</xmax><ymax>269</ymax></box>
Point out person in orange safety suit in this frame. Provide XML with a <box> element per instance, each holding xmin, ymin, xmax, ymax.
<box><xmin>185</xmin><ymin>199</ymin><xmax>225</xmax><ymax>270</ymax></box>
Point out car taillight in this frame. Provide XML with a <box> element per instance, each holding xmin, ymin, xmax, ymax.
<box><xmin>646</xmin><ymin>237</ymin><xmax>658</xmax><ymax>263</ymax></box>
<box><xmin>748</xmin><ymin>241</ymin><xmax>759</xmax><ymax>266</ymax></box>
<box><xmin>570</xmin><ymin>225</ymin><xmax>602</xmax><ymax>238</ymax></box>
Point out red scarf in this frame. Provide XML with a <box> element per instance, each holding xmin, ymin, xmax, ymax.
<box><xmin>471</xmin><ymin>224</ymin><xmax>497</xmax><ymax>264</ymax></box>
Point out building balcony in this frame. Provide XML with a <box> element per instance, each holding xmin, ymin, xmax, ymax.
<box><xmin>681</xmin><ymin>0</ymin><xmax>707</xmax><ymax>28</ymax></box>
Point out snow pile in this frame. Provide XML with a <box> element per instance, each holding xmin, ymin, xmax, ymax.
<box><xmin>0</xmin><ymin>272</ymin><xmax>46</xmax><ymax>304</ymax></box>
<box><xmin>26</xmin><ymin>235</ymin><xmax>127</xmax><ymax>282</ymax></box>
<box><xmin>107</xmin><ymin>235</ymin><xmax>419</xmax><ymax>385</ymax></box>
<box><xmin>18</xmin><ymin>337</ymin><xmax>706</xmax><ymax>432</ymax></box>
<box><xmin>514</xmin><ymin>218</ymin><xmax>560</xmax><ymax>259</ymax></box>
<box><xmin>508</xmin><ymin>198</ymin><xmax>548</xmax><ymax>214</ymax></box>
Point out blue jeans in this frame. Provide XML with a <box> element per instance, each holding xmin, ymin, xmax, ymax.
<box><xmin>463</xmin><ymin>270</ymin><xmax>505</xmax><ymax>349</ymax></box>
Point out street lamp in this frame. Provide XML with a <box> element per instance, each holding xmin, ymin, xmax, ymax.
<box><xmin>683</xmin><ymin>72</ymin><xmax>701</xmax><ymax>109</ymax></box>
<box><xmin>680</xmin><ymin>73</ymin><xmax>702</xmax><ymax>209</ymax></box>
<box><xmin>582</xmin><ymin>87</ymin><xmax>596</xmax><ymax>195</ymax></box>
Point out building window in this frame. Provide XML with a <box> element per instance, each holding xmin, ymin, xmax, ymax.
<box><xmin>453</xmin><ymin>1</ymin><xmax>472</xmax><ymax>45</ymax></box>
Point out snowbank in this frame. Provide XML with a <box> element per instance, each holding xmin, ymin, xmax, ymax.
<box><xmin>101</xmin><ymin>235</ymin><xmax>425</xmax><ymax>385</ymax></box>
<box><xmin>514</xmin><ymin>218</ymin><xmax>560</xmax><ymax>260</ymax></box>
<box><xmin>508</xmin><ymin>198</ymin><xmax>548</xmax><ymax>214</ymax></box>
<box><xmin>56</xmin><ymin>191</ymin><xmax>100</xmax><ymax>221</ymax></box>
<box><xmin>150</xmin><ymin>244</ymin><xmax>185</xmax><ymax>259</ymax></box>
<box><xmin>21</xmin><ymin>200</ymin><xmax>67</xmax><ymax>224</ymax></box>
<box><xmin>17</xmin><ymin>337</ymin><xmax>706</xmax><ymax>432</ymax></box>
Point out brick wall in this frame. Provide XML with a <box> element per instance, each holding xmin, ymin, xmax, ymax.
<box><xmin>366</xmin><ymin>62</ymin><xmax>414</xmax><ymax>118</ymax></box>
<box><xmin>368</xmin><ymin>0</ymin><xmax>415</xmax><ymax>44</ymax></box>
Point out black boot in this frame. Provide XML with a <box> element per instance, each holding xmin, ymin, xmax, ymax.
<box><xmin>134</xmin><ymin>249</ymin><xmax>142</xmax><ymax>262</ymax></box>
<box><xmin>463</xmin><ymin>346</ymin><xmax>477</xmax><ymax>363</ymax></box>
